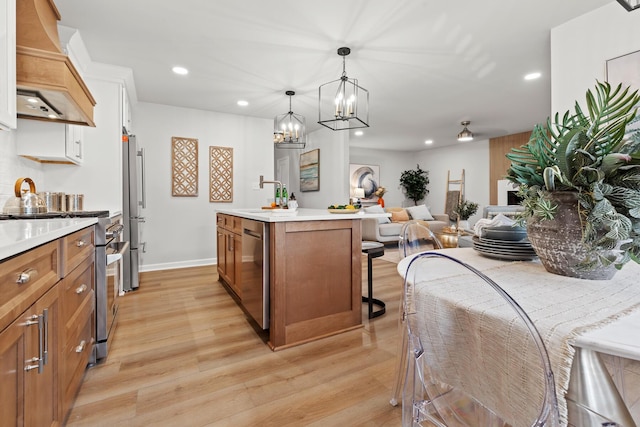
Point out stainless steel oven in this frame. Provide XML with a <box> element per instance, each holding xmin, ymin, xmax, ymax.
<box><xmin>94</xmin><ymin>214</ymin><xmax>127</xmax><ymax>361</ymax></box>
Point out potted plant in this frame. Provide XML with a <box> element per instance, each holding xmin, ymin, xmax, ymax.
<box><xmin>400</xmin><ymin>164</ymin><xmax>430</xmax><ymax>205</ymax></box>
<box><xmin>506</xmin><ymin>80</ymin><xmax>640</xmax><ymax>279</ymax></box>
<box><xmin>454</xmin><ymin>199</ymin><xmax>479</xmax><ymax>230</ymax></box>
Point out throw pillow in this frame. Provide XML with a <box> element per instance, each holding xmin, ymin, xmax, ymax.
<box><xmin>364</xmin><ymin>204</ymin><xmax>391</xmax><ymax>224</ymax></box>
<box><xmin>390</xmin><ymin>209</ymin><xmax>410</xmax><ymax>222</ymax></box>
<box><xmin>406</xmin><ymin>204</ymin><xmax>435</xmax><ymax>221</ymax></box>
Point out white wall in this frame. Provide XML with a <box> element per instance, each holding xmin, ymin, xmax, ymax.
<box><xmin>0</xmin><ymin>130</ymin><xmax>44</xmax><ymax>208</ymax></box>
<box><xmin>133</xmin><ymin>102</ymin><xmax>273</xmax><ymax>271</ymax></box>
<box><xmin>416</xmin><ymin>139</ymin><xmax>491</xmax><ymax>226</ymax></box>
<box><xmin>551</xmin><ymin>3</ymin><xmax>640</xmax><ymax>115</ymax></box>
<box><xmin>349</xmin><ymin>147</ymin><xmax>415</xmax><ymax>208</ymax></box>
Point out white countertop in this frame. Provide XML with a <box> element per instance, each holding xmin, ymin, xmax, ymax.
<box><xmin>216</xmin><ymin>207</ymin><xmax>390</xmax><ymax>222</ymax></box>
<box><xmin>0</xmin><ymin>218</ymin><xmax>98</xmax><ymax>260</ymax></box>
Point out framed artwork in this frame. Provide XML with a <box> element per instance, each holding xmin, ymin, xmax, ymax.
<box><xmin>349</xmin><ymin>163</ymin><xmax>380</xmax><ymax>205</ymax></box>
<box><xmin>606</xmin><ymin>49</ymin><xmax>640</xmax><ymax>89</ymax></box>
<box><xmin>209</xmin><ymin>146</ymin><xmax>233</xmax><ymax>202</ymax></box>
<box><xmin>606</xmin><ymin>50</ymin><xmax>640</xmax><ymax>134</ymax></box>
<box><xmin>171</xmin><ymin>136</ymin><xmax>198</xmax><ymax>197</ymax></box>
<box><xmin>300</xmin><ymin>149</ymin><xmax>320</xmax><ymax>191</ymax></box>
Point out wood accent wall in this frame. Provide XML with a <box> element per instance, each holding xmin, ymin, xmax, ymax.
<box><xmin>489</xmin><ymin>131</ymin><xmax>531</xmax><ymax>205</ymax></box>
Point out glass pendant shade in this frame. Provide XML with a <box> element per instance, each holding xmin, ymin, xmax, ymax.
<box><xmin>318</xmin><ymin>47</ymin><xmax>369</xmax><ymax>131</ymax></box>
<box><xmin>274</xmin><ymin>91</ymin><xmax>306</xmax><ymax>149</ymax></box>
<box><xmin>457</xmin><ymin>121</ymin><xmax>474</xmax><ymax>142</ymax></box>
<box><xmin>617</xmin><ymin>0</ymin><xmax>640</xmax><ymax>11</ymax></box>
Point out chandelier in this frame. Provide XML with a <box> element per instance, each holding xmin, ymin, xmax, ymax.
<box><xmin>274</xmin><ymin>90</ymin><xmax>306</xmax><ymax>149</ymax></box>
<box><xmin>318</xmin><ymin>47</ymin><xmax>369</xmax><ymax>131</ymax></box>
<box><xmin>457</xmin><ymin>121</ymin><xmax>474</xmax><ymax>142</ymax></box>
<box><xmin>617</xmin><ymin>0</ymin><xmax>640</xmax><ymax>11</ymax></box>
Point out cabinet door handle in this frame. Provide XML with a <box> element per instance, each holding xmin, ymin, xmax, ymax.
<box><xmin>23</xmin><ymin>314</ymin><xmax>39</xmax><ymax>326</ymax></box>
<box><xmin>24</xmin><ymin>357</ymin><xmax>40</xmax><ymax>372</ymax></box>
<box><xmin>16</xmin><ymin>268</ymin><xmax>37</xmax><ymax>285</ymax></box>
<box><xmin>42</xmin><ymin>309</ymin><xmax>49</xmax><ymax>366</ymax></box>
<box><xmin>75</xmin><ymin>340</ymin><xmax>87</xmax><ymax>353</ymax></box>
<box><xmin>76</xmin><ymin>240</ymin><xmax>87</xmax><ymax>247</ymax></box>
<box><xmin>75</xmin><ymin>284</ymin><xmax>88</xmax><ymax>294</ymax></box>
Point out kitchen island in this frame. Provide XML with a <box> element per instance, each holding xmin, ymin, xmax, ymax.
<box><xmin>216</xmin><ymin>208</ymin><xmax>385</xmax><ymax>350</ymax></box>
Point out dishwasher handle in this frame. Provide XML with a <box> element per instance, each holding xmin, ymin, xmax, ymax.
<box><xmin>243</xmin><ymin>228</ymin><xmax>263</xmax><ymax>240</ymax></box>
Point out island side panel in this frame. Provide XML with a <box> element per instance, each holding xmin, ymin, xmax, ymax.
<box><xmin>269</xmin><ymin>218</ymin><xmax>362</xmax><ymax>350</ymax></box>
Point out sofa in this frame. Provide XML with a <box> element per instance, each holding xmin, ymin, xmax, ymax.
<box><xmin>361</xmin><ymin>204</ymin><xmax>450</xmax><ymax>243</ymax></box>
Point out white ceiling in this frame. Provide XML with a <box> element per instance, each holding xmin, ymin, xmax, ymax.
<box><xmin>55</xmin><ymin>0</ymin><xmax>613</xmax><ymax>151</ymax></box>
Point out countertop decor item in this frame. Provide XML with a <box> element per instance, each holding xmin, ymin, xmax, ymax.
<box><xmin>3</xmin><ymin>177</ymin><xmax>47</xmax><ymax>214</ymax></box>
<box><xmin>506</xmin><ymin>81</ymin><xmax>640</xmax><ymax>279</ymax></box>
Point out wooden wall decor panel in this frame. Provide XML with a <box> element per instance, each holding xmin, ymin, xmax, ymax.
<box><xmin>489</xmin><ymin>131</ymin><xmax>531</xmax><ymax>205</ymax></box>
<box><xmin>209</xmin><ymin>146</ymin><xmax>233</xmax><ymax>202</ymax></box>
<box><xmin>171</xmin><ymin>137</ymin><xmax>198</xmax><ymax>197</ymax></box>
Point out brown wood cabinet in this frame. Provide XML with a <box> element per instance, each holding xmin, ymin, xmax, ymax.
<box><xmin>59</xmin><ymin>251</ymin><xmax>95</xmax><ymax>414</ymax></box>
<box><xmin>0</xmin><ymin>241</ymin><xmax>61</xmax><ymax>427</ymax></box>
<box><xmin>0</xmin><ymin>225</ymin><xmax>95</xmax><ymax>427</ymax></box>
<box><xmin>216</xmin><ymin>213</ymin><xmax>242</xmax><ymax>299</ymax></box>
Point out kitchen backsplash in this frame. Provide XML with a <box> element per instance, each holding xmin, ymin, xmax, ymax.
<box><xmin>0</xmin><ymin>130</ymin><xmax>44</xmax><ymax>208</ymax></box>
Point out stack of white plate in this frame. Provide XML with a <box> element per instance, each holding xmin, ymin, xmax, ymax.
<box><xmin>472</xmin><ymin>226</ymin><xmax>537</xmax><ymax>261</ymax></box>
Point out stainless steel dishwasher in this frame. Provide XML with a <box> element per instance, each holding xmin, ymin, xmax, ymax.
<box><xmin>241</xmin><ymin>218</ymin><xmax>269</xmax><ymax>329</ymax></box>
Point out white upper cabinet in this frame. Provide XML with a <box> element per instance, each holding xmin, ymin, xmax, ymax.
<box><xmin>16</xmin><ymin>119</ymin><xmax>84</xmax><ymax>165</ymax></box>
<box><xmin>0</xmin><ymin>0</ymin><xmax>17</xmax><ymax>130</ymax></box>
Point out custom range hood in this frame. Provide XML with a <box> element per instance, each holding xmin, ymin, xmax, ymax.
<box><xmin>16</xmin><ymin>0</ymin><xmax>96</xmax><ymax>126</ymax></box>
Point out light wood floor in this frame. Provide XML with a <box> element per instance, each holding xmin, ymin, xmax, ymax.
<box><xmin>65</xmin><ymin>255</ymin><xmax>404</xmax><ymax>426</ymax></box>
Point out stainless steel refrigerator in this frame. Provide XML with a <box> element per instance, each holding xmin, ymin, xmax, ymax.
<box><xmin>122</xmin><ymin>128</ymin><xmax>146</xmax><ymax>291</ymax></box>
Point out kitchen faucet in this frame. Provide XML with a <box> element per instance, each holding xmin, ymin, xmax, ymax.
<box><xmin>259</xmin><ymin>175</ymin><xmax>284</xmax><ymax>207</ymax></box>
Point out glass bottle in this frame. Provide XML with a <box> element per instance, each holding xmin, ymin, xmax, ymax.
<box><xmin>275</xmin><ymin>186</ymin><xmax>281</xmax><ymax>205</ymax></box>
<box><xmin>282</xmin><ymin>185</ymin><xmax>288</xmax><ymax>206</ymax></box>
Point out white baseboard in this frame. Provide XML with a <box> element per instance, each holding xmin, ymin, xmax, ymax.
<box><xmin>140</xmin><ymin>258</ymin><xmax>216</xmax><ymax>272</ymax></box>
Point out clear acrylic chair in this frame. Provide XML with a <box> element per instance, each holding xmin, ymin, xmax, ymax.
<box><xmin>390</xmin><ymin>221</ymin><xmax>443</xmax><ymax>406</ymax></box>
<box><xmin>398</xmin><ymin>220</ymin><xmax>444</xmax><ymax>259</ymax></box>
<box><xmin>400</xmin><ymin>252</ymin><xmax>560</xmax><ymax>427</ymax></box>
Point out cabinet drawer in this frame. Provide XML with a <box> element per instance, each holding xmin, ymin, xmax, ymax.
<box><xmin>61</xmin><ymin>254</ymin><xmax>94</xmax><ymax>329</ymax></box>
<box><xmin>0</xmin><ymin>241</ymin><xmax>59</xmax><ymax>332</ymax></box>
<box><xmin>61</xmin><ymin>226</ymin><xmax>95</xmax><ymax>276</ymax></box>
<box><xmin>61</xmin><ymin>305</ymin><xmax>93</xmax><ymax>411</ymax></box>
<box><xmin>231</xmin><ymin>216</ymin><xmax>242</xmax><ymax>234</ymax></box>
<box><xmin>216</xmin><ymin>213</ymin><xmax>225</xmax><ymax>228</ymax></box>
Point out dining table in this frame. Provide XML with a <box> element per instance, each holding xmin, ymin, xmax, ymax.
<box><xmin>397</xmin><ymin>248</ymin><xmax>640</xmax><ymax>426</ymax></box>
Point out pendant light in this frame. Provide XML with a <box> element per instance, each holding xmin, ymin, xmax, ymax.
<box><xmin>617</xmin><ymin>0</ymin><xmax>640</xmax><ymax>11</ymax></box>
<box><xmin>318</xmin><ymin>47</ymin><xmax>369</xmax><ymax>131</ymax></box>
<box><xmin>274</xmin><ymin>90</ymin><xmax>306</xmax><ymax>149</ymax></box>
<box><xmin>457</xmin><ymin>121</ymin><xmax>474</xmax><ymax>142</ymax></box>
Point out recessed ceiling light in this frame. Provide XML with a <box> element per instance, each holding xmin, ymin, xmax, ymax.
<box><xmin>172</xmin><ymin>66</ymin><xmax>189</xmax><ymax>75</ymax></box>
<box><xmin>237</xmin><ymin>100</ymin><xmax>249</xmax><ymax>107</ymax></box>
<box><xmin>354</xmin><ymin>130</ymin><xmax>364</xmax><ymax>136</ymax></box>
<box><xmin>26</xmin><ymin>97</ymin><xmax>38</xmax><ymax>103</ymax></box>
<box><xmin>424</xmin><ymin>139</ymin><xmax>433</xmax><ymax>145</ymax></box>
<box><xmin>524</xmin><ymin>72</ymin><xmax>541</xmax><ymax>81</ymax></box>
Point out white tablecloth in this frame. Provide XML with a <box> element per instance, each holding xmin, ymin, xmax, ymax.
<box><xmin>398</xmin><ymin>248</ymin><xmax>640</xmax><ymax>425</ymax></box>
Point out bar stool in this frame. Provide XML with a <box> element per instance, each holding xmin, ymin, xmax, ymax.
<box><xmin>361</xmin><ymin>241</ymin><xmax>386</xmax><ymax>319</ymax></box>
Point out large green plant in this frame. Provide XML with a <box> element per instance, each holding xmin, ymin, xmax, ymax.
<box><xmin>506</xmin><ymin>80</ymin><xmax>640</xmax><ymax>270</ymax></box>
<box><xmin>400</xmin><ymin>164</ymin><xmax>430</xmax><ymax>205</ymax></box>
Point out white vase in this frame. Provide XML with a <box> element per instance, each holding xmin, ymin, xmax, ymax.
<box><xmin>457</xmin><ymin>220</ymin><xmax>470</xmax><ymax>231</ymax></box>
